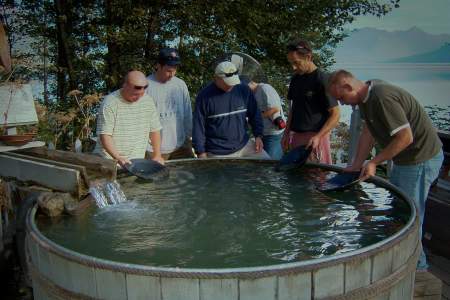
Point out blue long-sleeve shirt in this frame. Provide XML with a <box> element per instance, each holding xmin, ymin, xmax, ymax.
<box><xmin>193</xmin><ymin>82</ymin><xmax>264</xmax><ymax>155</ymax></box>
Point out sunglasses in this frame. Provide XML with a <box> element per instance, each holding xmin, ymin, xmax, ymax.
<box><xmin>133</xmin><ymin>84</ymin><xmax>149</xmax><ymax>90</ymax></box>
<box><xmin>219</xmin><ymin>70</ymin><xmax>238</xmax><ymax>77</ymax></box>
<box><xmin>164</xmin><ymin>55</ymin><xmax>180</xmax><ymax>61</ymax></box>
<box><xmin>287</xmin><ymin>44</ymin><xmax>311</xmax><ymax>53</ymax></box>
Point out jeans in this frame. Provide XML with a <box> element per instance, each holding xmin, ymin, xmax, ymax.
<box><xmin>389</xmin><ymin>149</ymin><xmax>444</xmax><ymax>270</ymax></box>
<box><xmin>262</xmin><ymin>133</ymin><xmax>283</xmax><ymax>160</ymax></box>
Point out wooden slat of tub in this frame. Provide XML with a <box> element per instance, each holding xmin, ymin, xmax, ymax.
<box><xmin>239</xmin><ymin>276</ymin><xmax>276</xmax><ymax>300</ymax></box>
<box><xmin>160</xmin><ymin>277</ymin><xmax>199</xmax><ymax>300</ymax></box>
<box><xmin>278</xmin><ymin>272</ymin><xmax>311</xmax><ymax>300</ymax></box>
<box><xmin>199</xmin><ymin>278</ymin><xmax>238</xmax><ymax>300</ymax></box>
<box><xmin>32</xmin><ymin>280</ymin><xmax>48</xmax><ymax>300</ymax></box>
<box><xmin>313</xmin><ymin>264</ymin><xmax>345</xmax><ymax>298</ymax></box>
<box><xmin>126</xmin><ymin>274</ymin><xmax>161</xmax><ymax>300</ymax></box>
<box><xmin>68</xmin><ymin>260</ymin><xmax>97</xmax><ymax>298</ymax></box>
<box><xmin>372</xmin><ymin>247</ymin><xmax>394</xmax><ymax>282</ymax></box>
<box><xmin>27</xmin><ymin>234</ymin><xmax>39</xmax><ymax>271</ymax></box>
<box><xmin>95</xmin><ymin>267</ymin><xmax>127</xmax><ymax>300</ymax></box>
<box><xmin>48</xmin><ymin>251</ymin><xmax>73</xmax><ymax>292</ymax></box>
<box><xmin>389</xmin><ymin>271</ymin><xmax>414</xmax><ymax>300</ymax></box>
<box><xmin>37</xmin><ymin>244</ymin><xmax>51</xmax><ymax>280</ymax></box>
<box><xmin>345</xmin><ymin>257</ymin><xmax>372</xmax><ymax>292</ymax></box>
<box><xmin>371</xmin><ymin>293</ymin><xmax>389</xmax><ymax>300</ymax></box>
<box><xmin>393</xmin><ymin>229</ymin><xmax>419</xmax><ymax>272</ymax></box>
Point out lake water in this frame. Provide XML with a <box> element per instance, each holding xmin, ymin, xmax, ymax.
<box><xmin>332</xmin><ymin>63</ymin><xmax>450</xmax><ymax>129</ymax></box>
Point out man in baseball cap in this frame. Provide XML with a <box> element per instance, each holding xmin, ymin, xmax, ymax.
<box><xmin>214</xmin><ymin>61</ymin><xmax>241</xmax><ymax>86</ymax></box>
<box><xmin>145</xmin><ymin>47</ymin><xmax>195</xmax><ymax>160</ymax></box>
<box><xmin>192</xmin><ymin>60</ymin><xmax>269</xmax><ymax>159</ymax></box>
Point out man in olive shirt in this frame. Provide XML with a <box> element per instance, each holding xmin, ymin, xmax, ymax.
<box><xmin>327</xmin><ymin>69</ymin><xmax>443</xmax><ymax>271</ymax></box>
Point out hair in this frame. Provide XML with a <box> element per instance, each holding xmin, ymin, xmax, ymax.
<box><xmin>327</xmin><ymin>69</ymin><xmax>354</xmax><ymax>89</ymax></box>
<box><xmin>286</xmin><ymin>39</ymin><xmax>312</xmax><ymax>55</ymax></box>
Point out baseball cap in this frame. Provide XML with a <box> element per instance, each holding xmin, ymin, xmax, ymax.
<box><xmin>158</xmin><ymin>48</ymin><xmax>180</xmax><ymax>66</ymax></box>
<box><xmin>214</xmin><ymin>61</ymin><xmax>240</xmax><ymax>86</ymax></box>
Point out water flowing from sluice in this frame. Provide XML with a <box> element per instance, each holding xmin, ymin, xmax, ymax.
<box><xmin>89</xmin><ymin>180</ymin><xmax>127</xmax><ymax>208</ymax></box>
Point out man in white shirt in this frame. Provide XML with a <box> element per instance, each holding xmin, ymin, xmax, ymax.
<box><xmin>94</xmin><ymin>70</ymin><xmax>163</xmax><ymax>167</ymax></box>
<box><xmin>146</xmin><ymin>48</ymin><xmax>194</xmax><ymax>160</ymax></box>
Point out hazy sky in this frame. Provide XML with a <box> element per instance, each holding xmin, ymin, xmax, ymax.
<box><xmin>350</xmin><ymin>0</ymin><xmax>450</xmax><ymax>34</ymax></box>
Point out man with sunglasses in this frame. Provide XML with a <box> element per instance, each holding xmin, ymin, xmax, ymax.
<box><xmin>94</xmin><ymin>70</ymin><xmax>164</xmax><ymax>167</ymax></box>
<box><xmin>145</xmin><ymin>48</ymin><xmax>195</xmax><ymax>160</ymax></box>
<box><xmin>193</xmin><ymin>61</ymin><xmax>269</xmax><ymax>159</ymax></box>
<box><xmin>283</xmin><ymin>39</ymin><xmax>340</xmax><ymax>163</ymax></box>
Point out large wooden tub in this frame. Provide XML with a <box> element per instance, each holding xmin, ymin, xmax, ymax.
<box><xmin>26</xmin><ymin>163</ymin><xmax>420</xmax><ymax>300</ymax></box>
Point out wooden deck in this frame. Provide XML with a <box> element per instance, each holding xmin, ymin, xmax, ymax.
<box><xmin>427</xmin><ymin>251</ymin><xmax>450</xmax><ymax>300</ymax></box>
<box><xmin>417</xmin><ymin>171</ymin><xmax>450</xmax><ymax>299</ymax></box>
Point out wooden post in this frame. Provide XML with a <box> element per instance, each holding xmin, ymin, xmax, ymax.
<box><xmin>348</xmin><ymin>106</ymin><xmax>362</xmax><ymax>164</ymax></box>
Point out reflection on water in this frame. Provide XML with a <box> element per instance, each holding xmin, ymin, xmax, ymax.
<box><xmin>37</xmin><ymin>161</ymin><xmax>410</xmax><ymax>268</ymax></box>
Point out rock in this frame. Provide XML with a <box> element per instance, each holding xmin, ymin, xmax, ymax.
<box><xmin>37</xmin><ymin>192</ymin><xmax>65</xmax><ymax>217</ymax></box>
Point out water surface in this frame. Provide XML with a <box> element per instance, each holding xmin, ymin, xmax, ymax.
<box><xmin>37</xmin><ymin>161</ymin><xmax>410</xmax><ymax>268</ymax></box>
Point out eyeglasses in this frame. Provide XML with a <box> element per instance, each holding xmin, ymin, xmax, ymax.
<box><xmin>133</xmin><ymin>84</ymin><xmax>149</xmax><ymax>90</ymax></box>
<box><xmin>219</xmin><ymin>70</ymin><xmax>238</xmax><ymax>77</ymax></box>
<box><xmin>287</xmin><ymin>44</ymin><xmax>311</xmax><ymax>53</ymax></box>
<box><xmin>163</xmin><ymin>55</ymin><xmax>180</xmax><ymax>61</ymax></box>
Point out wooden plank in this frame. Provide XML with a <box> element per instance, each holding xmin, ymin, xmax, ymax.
<box><xmin>160</xmin><ymin>277</ymin><xmax>199</xmax><ymax>300</ymax></box>
<box><xmin>372</xmin><ymin>247</ymin><xmax>393</xmax><ymax>282</ymax></box>
<box><xmin>17</xmin><ymin>147</ymin><xmax>117</xmax><ymax>180</ymax></box>
<box><xmin>0</xmin><ymin>154</ymin><xmax>82</xmax><ymax>197</ymax></box>
<box><xmin>345</xmin><ymin>257</ymin><xmax>371</xmax><ymax>292</ymax></box>
<box><xmin>0</xmin><ymin>141</ymin><xmax>45</xmax><ymax>153</ymax></box>
<box><xmin>278</xmin><ymin>272</ymin><xmax>311</xmax><ymax>300</ymax></box>
<box><xmin>95</xmin><ymin>268</ymin><xmax>127</xmax><ymax>300</ymax></box>
<box><xmin>126</xmin><ymin>274</ymin><xmax>161</xmax><ymax>300</ymax></box>
<box><xmin>313</xmin><ymin>264</ymin><xmax>344</xmax><ymax>298</ymax></box>
<box><xmin>390</xmin><ymin>271</ymin><xmax>414</xmax><ymax>300</ymax></box>
<box><xmin>2</xmin><ymin>151</ymin><xmax>90</xmax><ymax>187</ymax></box>
<box><xmin>48</xmin><ymin>251</ymin><xmax>73</xmax><ymax>292</ymax></box>
<box><xmin>414</xmin><ymin>271</ymin><xmax>443</xmax><ymax>299</ymax></box>
<box><xmin>37</xmin><ymin>243</ymin><xmax>51</xmax><ymax>280</ymax></box>
<box><xmin>68</xmin><ymin>260</ymin><xmax>97</xmax><ymax>298</ymax></box>
<box><xmin>199</xmin><ymin>278</ymin><xmax>238</xmax><ymax>300</ymax></box>
<box><xmin>239</xmin><ymin>277</ymin><xmax>276</xmax><ymax>300</ymax></box>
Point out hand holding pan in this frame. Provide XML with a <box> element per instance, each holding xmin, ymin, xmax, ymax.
<box><xmin>317</xmin><ymin>171</ymin><xmax>361</xmax><ymax>192</ymax></box>
<box><xmin>275</xmin><ymin>145</ymin><xmax>312</xmax><ymax>172</ymax></box>
<box><xmin>124</xmin><ymin>159</ymin><xmax>169</xmax><ymax>181</ymax></box>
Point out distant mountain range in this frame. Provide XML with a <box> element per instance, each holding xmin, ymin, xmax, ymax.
<box><xmin>334</xmin><ymin>27</ymin><xmax>450</xmax><ymax>63</ymax></box>
<box><xmin>387</xmin><ymin>43</ymin><xmax>450</xmax><ymax>63</ymax></box>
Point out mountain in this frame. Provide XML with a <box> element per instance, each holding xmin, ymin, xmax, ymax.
<box><xmin>334</xmin><ymin>27</ymin><xmax>450</xmax><ymax>63</ymax></box>
<box><xmin>387</xmin><ymin>43</ymin><xmax>450</xmax><ymax>63</ymax></box>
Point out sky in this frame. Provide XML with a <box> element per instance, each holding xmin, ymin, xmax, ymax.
<box><xmin>349</xmin><ymin>0</ymin><xmax>450</xmax><ymax>35</ymax></box>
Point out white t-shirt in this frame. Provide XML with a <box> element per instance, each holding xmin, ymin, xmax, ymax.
<box><xmin>146</xmin><ymin>74</ymin><xmax>192</xmax><ymax>153</ymax></box>
<box><xmin>94</xmin><ymin>90</ymin><xmax>162</xmax><ymax>159</ymax></box>
<box><xmin>254</xmin><ymin>83</ymin><xmax>285</xmax><ymax>136</ymax></box>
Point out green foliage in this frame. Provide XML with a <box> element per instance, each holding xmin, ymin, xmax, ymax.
<box><xmin>1</xmin><ymin>0</ymin><xmax>400</xmax><ymax>148</ymax></box>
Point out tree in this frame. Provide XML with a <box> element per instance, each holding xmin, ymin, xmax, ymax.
<box><xmin>2</xmin><ymin>0</ymin><xmax>400</xmax><ymax>148</ymax></box>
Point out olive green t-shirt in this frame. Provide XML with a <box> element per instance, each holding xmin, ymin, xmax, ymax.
<box><xmin>360</xmin><ymin>80</ymin><xmax>442</xmax><ymax>165</ymax></box>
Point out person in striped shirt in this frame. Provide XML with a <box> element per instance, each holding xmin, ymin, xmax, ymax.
<box><xmin>94</xmin><ymin>70</ymin><xmax>164</xmax><ymax>167</ymax></box>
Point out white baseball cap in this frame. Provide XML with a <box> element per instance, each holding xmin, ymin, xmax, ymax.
<box><xmin>214</xmin><ymin>61</ymin><xmax>240</xmax><ymax>86</ymax></box>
